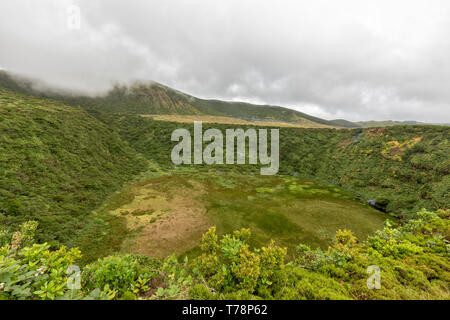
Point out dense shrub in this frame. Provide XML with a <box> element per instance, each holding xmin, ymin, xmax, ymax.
<box><xmin>0</xmin><ymin>88</ymin><xmax>147</xmax><ymax>249</ymax></box>
<box><xmin>0</xmin><ymin>222</ymin><xmax>113</xmax><ymax>300</ymax></box>
<box><xmin>1</xmin><ymin>210</ymin><xmax>449</xmax><ymax>300</ymax></box>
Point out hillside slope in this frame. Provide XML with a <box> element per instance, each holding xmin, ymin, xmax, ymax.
<box><xmin>55</xmin><ymin>82</ymin><xmax>355</xmax><ymax>127</ymax></box>
<box><xmin>356</xmin><ymin>120</ymin><xmax>424</xmax><ymax>127</ymax></box>
<box><xmin>92</xmin><ymin>113</ymin><xmax>449</xmax><ymax>218</ymax></box>
<box><xmin>0</xmin><ymin>71</ymin><xmax>357</xmax><ymax>128</ymax></box>
<box><xmin>0</xmin><ymin>88</ymin><xmax>147</xmax><ymax>247</ymax></box>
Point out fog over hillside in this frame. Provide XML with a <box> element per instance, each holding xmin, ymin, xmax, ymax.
<box><xmin>1</xmin><ymin>0</ymin><xmax>449</xmax><ymax>123</ymax></box>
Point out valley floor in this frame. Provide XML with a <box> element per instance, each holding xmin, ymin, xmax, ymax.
<box><xmin>96</xmin><ymin>168</ymin><xmax>387</xmax><ymax>260</ymax></box>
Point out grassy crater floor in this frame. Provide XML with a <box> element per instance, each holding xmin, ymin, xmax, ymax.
<box><xmin>95</xmin><ymin>168</ymin><xmax>388</xmax><ymax>259</ymax></box>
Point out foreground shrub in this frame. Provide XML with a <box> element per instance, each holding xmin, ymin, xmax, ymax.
<box><xmin>194</xmin><ymin>227</ymin><xmax>287</xmax><ymax>297</ymax></box>
<box><xmin>82</xmin><ymin>255</ymin><xmax>140</xmax><ymax>294</ymax></box>
<box><xmin>1</xmin><ymin>209</ymin><xmax>448</xmax><ymax>300</ymax></box>
<box><xmin>295</xmin><ymin>209</ymin><xmax>450</xmax><ymax>300</ymax></box>
<box><xmin>0</xmin><ymin>222</ymin><xmax>113</xmax><ymax>300</ymax></box>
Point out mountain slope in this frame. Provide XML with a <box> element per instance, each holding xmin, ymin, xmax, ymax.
<box><xmin>55</xmin><ymin>82</ymin><xmax>356</xmax><ymax>127</ymax></box>
<box><xmin>0</xmin><ymin>88</ymin><xmax>147</xmax><ymax>247</ymax></box>
<box><xmin>329</xmin><ymin>119</ymin><xmax>362</xmax><ymax>128</ymax></box>
<box><xmin>2</xmin><ymin>71</ymin><xmax>446</xmax><ymax>128</ymax></box>
<box><xmin>0</xmin><ymin>71</ymin><xmax>358</xmax><ymax>128</ymax></box>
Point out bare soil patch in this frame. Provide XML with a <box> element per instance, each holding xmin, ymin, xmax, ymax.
<box><xmin>112</xmin><ymin>179</ymin><xmax>212</xmax><ymax>258</ymax></box>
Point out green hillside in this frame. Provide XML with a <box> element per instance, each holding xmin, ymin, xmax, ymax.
<box><xmin>0</xmin><ymin>88</ymin><xmax>147</xmax><ymax>247</ymax></box>
<box><xmin>192</xmin><ymin>97</ymin><xmax>346</xmax><ymax>126</ymax></box>
<box><xmin>57</xmin><ymin>82</ymin><xmax>356</xmax><ymax>127</ymax></box>
<box><xmin>90</xmin><ymin>113</ymin><xmax>449</xmax><ymax>219</ymax></box>
<box><xmin>0</xmin><ymin>71</ymin><xmax>358</xmax><ymax>128</ymax></box>
<box><xmin>356</xmin><ymin>120</ymin><xmax>424</xmax><ymax>127</ymax></box>
<box><xmin>329</xmin><ymin>119</ymin><xmax>362</xmax><ymax>128</ymax></box>
<box><xmin>2</xmin><ymin>71</ymin><xmax>446</xmax><ymax>129</ymax></box>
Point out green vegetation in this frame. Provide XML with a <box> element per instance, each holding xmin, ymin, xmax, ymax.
<box><xmin>198</xmin><ymin>172</ymin><xmax>386</xmax><ymax>253</ymax></box>
<box><xmin>0</xmin><ymin>73</ymin><xmax>448</xmax><ymax>300</ymax></box>
<box><xmin>356</xmin><ymin>120</ymin><xmax>424</xmax><ymax>128</ymax></box>
<box><xmin>90</xmin><ymin>113</ymin><xmax>449</xmax><ymax>219</ymax></box>
<box><xmin>0</xmin><ymin>88</ymin><xmax>147</xmax><ymax>248</ymax></box>
<box><xmin>1</xmin><ymin>209</ymin><xmax>448</xmax><ymax>300</ymax></box>
<box><xmin>94</xmin><ymin>169</ymin><xmax>386</xmax><ymax>260</ymax></box>
<box><xmin>0</xmin><ymin>71</ymin><xmax>356</xmax><ymax>127</ymax></box>
<box><xmin>193</xmin><ymin>209</ymin><xmax>449</xmax><ymax>299</ymax></box>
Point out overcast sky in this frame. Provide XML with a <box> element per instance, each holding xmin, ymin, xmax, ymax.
<box><xmin>1</xmin><ymin>0</ymin><xmax>449</xmax><ymax>122</ymax></box>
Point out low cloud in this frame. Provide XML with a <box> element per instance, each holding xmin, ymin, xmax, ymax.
<box><xmin>1</xmin><ymin>0</ymin><xmax>449</xmax><ymax>122</ymax></box>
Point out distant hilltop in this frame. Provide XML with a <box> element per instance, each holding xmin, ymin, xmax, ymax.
<box><xmin>0</xmin><ymin>70</ymin><xmax>447</xmax><ymax>128</ymax></box>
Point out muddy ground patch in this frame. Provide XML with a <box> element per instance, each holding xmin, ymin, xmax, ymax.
<box><xmin>112</xmin><ymin>177</ymin><xmax>212</xmax><ymax>258</ymax></box>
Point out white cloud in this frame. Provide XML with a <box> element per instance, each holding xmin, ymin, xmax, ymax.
<box><xmin>0</xmin><ymin>0</ymin><xmax>449</xmax><ymax>122</ymax></box>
